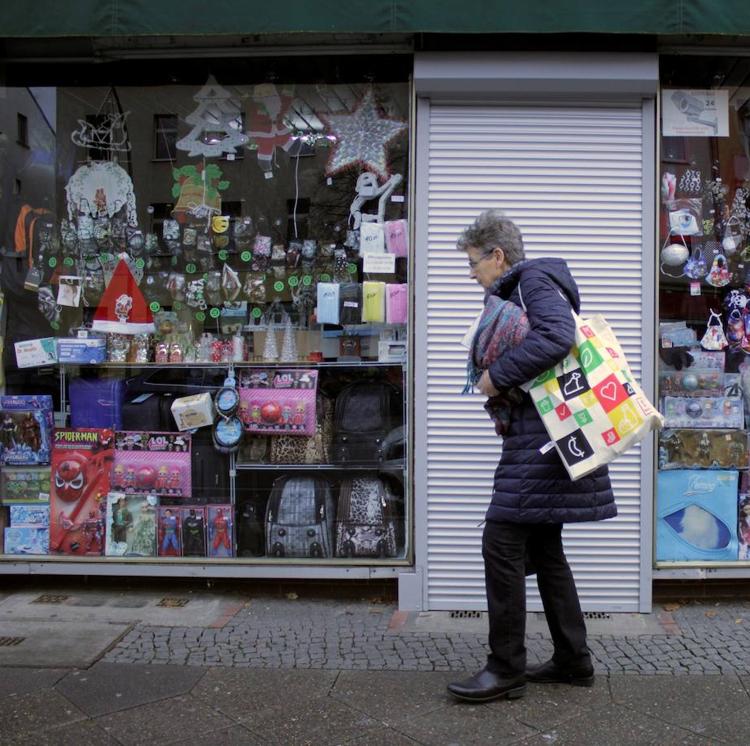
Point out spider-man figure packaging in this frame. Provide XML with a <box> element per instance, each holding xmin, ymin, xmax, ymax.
<box><xmin>49</xmin><ymin>429</ymin><xmax>113</xmax><ymax>556</ymax></box>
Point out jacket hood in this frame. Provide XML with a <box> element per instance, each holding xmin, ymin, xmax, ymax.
<box><xmin>490</xmin><ymin>257</ymin><xmax>581</xmax><ymax>313</ymax></box>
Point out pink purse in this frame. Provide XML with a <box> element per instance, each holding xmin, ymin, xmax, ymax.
<box><xmin>386</xmin><ymin>283</ymin><xmax>408</xmax><ymax>324</ymax></box>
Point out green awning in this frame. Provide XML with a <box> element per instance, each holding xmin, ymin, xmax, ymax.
<box><xmin>2</xmin><ymin>0</ymin><xmax>750</xmax><ymax>38</ymax></box>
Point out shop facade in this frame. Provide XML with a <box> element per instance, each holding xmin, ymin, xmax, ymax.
<box><xmin>3</xmin><ymin>3</ymin><xmax>750</xmax><ymax>610</ymax></box>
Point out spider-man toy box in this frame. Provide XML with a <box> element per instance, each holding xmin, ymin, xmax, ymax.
<box><xmin>49</xmin><ymin>428</ymin><xmax>113</xmax><ymax>556</ymax></box>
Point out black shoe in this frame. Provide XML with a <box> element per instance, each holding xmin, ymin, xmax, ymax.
<box><xmin>447</xmin><ymin>669</ymin><xmax>526</xmax><ymax>703</ymax></box>
<box><xmin>526</xmin><ymin>658</ymin><xmax>595</xmax><ymax>687</ymax></box>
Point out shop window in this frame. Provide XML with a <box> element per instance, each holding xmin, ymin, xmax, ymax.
<box><xmin>657</xmin><ymin>55</ymin><xmax>750</xmax><ymax>566</ymax></box>
<box><xmin>0</xmin><ymin>64</ymin><xmax>411</xmax><ymax>569</ymax></box>
<box><xmin>153</xmin><ymin>114</ymin><xmax>178</xmax><ymax>161</ymax></box>
<box><xmin>16</xmin><ymin>113</ymin><xmax>28</xmax><ymax>147</ymax></box>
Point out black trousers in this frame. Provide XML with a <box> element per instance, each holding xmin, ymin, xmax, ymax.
<box><xmin>482</xmin><ymin>520</ymin><xmax>590</xmax><ymax>677</ymax></box>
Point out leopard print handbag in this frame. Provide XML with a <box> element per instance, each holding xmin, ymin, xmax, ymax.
<box><xmin>270</xmin><ymin>397</ymin><xmax>333</xmax><ymax>465</ymax></box>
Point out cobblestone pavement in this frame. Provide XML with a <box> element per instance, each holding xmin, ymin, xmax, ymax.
<box><xmin>104</xmin><ymin>596</ymin><xmax>750</xmax><ymax>675</ymax></box>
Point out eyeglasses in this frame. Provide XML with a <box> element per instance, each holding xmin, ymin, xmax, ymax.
<box><xmin>467</xmin><ymin>251</ymin><xmax>495</xmax><ymax>269</ymax></box>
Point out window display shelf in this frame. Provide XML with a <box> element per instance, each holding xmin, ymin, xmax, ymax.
<box><xmin>235</xmin><ymin>461</ymin><xmax>405</xmax><ymax>471</ymax></box>
<box><xmin>61</xmin><ymin>361</ymin><xmax>404</xmax><ymax>369</ymax></box>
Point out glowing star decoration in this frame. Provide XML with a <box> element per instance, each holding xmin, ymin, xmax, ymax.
<box><xmin>176</xmin><ymin>76</ymin><xmax>249</xmax><ymax>158</ymax></box>
<box><xmin>322</xmin><ymin>90</ymin><xmax>407</xmax><ymax>180</ymax></box>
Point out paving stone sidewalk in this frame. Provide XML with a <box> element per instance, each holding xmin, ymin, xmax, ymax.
<box><xmin>104</xmin><ymin>596</ymin><xmax>750</xmax><ymax>675</ymax></box>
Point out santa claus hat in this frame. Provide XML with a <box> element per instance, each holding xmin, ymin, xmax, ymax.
<box><xmin>92</xmin><ymin>259</ymin><xmax>154</xmax><ymax>335</ymax></box>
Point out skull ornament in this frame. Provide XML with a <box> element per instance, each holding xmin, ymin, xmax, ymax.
<box><xmin>55</xmin><ymin>458</ymin><xmax>85</xmax><ymax>502</ymax></box>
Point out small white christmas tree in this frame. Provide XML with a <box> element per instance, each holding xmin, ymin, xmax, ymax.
<box><xmin>176</xmin><ymin>76</ymin><xmax>249</xmax><ymax>158</ymax></box>
<box><xmin>279</xmin><ymin>314</ymin><xmax>298</xmax><ymax>362</ymax></box>
<box><xmin>262</xmin><ymin>321</ymin><xmax>279</xmax><ymax>362</ymax></box>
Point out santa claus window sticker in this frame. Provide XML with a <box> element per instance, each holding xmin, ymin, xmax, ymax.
<box><xmin>3</xmin><ymin>69</ymin><xmax>410</xmax><ymax>563</ymax></box>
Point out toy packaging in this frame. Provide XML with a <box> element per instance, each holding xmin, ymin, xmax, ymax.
<box><xmin>239</xmin><ymin>369</ymin><xmax>318</xmax><ymax>436</ymax></box>
<box><xmin>739</xmin><ymin>494</ymin><xmax>750</xmax><ymax>560</ymax></box>
<box><xmin>157</xmin><ymin>506</ymin><xmax>182</xmax><ymax>557</ymax></box>
<box><xmin>0</xmin><ymin>466</ymin><xmax>51</xmax><ymax>504</ymax></box>
<box><xmin>113</xmin><ymin>432</ymin><xmax>191</xmax><ymax>498</ymax></box>
<box><xmin>662</xmin><ymin>397</ymin><xmax>744</xmax><ymax>429</ymax></box>
<box><xmin>105</xmin><ymin>492</ymin><xmax>158</xmax><ymax>557</ymax></box>
<box><xmin>181</xmin><ymin>506</ymin><xmax>206</xmax><ymax>557</ymax></box>
<box><xmin>49</xmin><ymin>428</ymin><xmax>113</xmax><ymax>556</ymax></box>
<box><xmin>0</xmin><ymin>395</ymin><xmax>54</xmax><ymax>466</ymax></box>
<box><xmin>659</xmin><ymin>429</ymin><xmax>748</xmax><ymax>470</ymax></box>
<box><xmin>57</xmin><ymin>337</ymin><xmax>107</xmax><ymax>364</ymax></box>
<box><xmin>656</xmin><ymin>469</ymin><xmax>739</xmax><ymax>561</ymax></box>
<box><xmin>207</xmin><ymin>504</ymin><xmax>233</xmax><ymax>558</ymax></box>
<box><xmin>4</xmin><ymin>527</ymin><xmax>49</xmax><ymax>555</ymax></box>
<box><xmin>10</xmin><ymin>505</ymin><xmax>49</xmax><ymax>527</ymax></box>
<box><xmin>658</xmin><ymin>369</ymin><xmax>723</xmax><ymax>397</ymax></box>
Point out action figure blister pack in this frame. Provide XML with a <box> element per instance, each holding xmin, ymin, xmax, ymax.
<box><xmin>157</xmin><ymin>506</ymin><xmax>182</xmax><ymax>557</ymax></box>
<box><xmin>0</xmin><ymin>466</ymin><xmax>51</xmax><ymax>505</ymax></box>
<box><xmin>659</xmin><ymin>429</ymin><xmax>749</xmax><ymax>470</ymax></box>
<box><xmin>112</xmin><ymin>432</ymin><xmax>191</xmax><ymax>498</ymax></box>
<box><xmin>0</xmin><ymin>395</ymin><xmax>54</xmax><ymax>466</ymax></box>
<box><xmin>207</xmin><ymin>504</ymin><xmax>233</xmax><ymax>558</ymax></box>
<box><xmin>658</xmin><ymin>369</ymin><xmax>723</xmax><ymax>397</ymax></box>
<box><xmin>105</xmin><ymin>492</ymin><xmax>158</xmax><ymax>557</ymax></box>
<box><xmin>662</xmin><ymin>396</ymin><xmax>744</xmax><ymax>429</ymax></box>
<box><xmin>739</xmin><ymin>494</ymin><xmax>750</xmax><ymax>560</ymax></box>
<box><xmin>181</xmin><ymin>506</ymin><xmax>206</xmax><ymax>557</ymax></box>
<box><xmin>49</xmin><ymin>428</ymin><xmax>113</xmax><ymax>556</ymax></box>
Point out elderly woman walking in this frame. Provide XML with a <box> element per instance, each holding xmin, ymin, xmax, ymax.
<box><xmin>447</xmin><ymin>210</ymin><xmax>616</xmax><ymax>703</ymax></box>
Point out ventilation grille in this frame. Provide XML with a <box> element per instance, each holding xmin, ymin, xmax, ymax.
<box><xmin>583</xmin><ymin>611</ymin><xmax>611</xmax><ymax>620</ymax></box>
<box><xmin>157</xmin><ymin>597</ymin><xmax>190</xmax><ymax>608</ymax></box>
<box><xmin>32</xmin><ymin>594</ymin><xmax>70</xmax><ymax>604</ymax></box>
<box><xmin>0</xmin><ymin>637</ymin><xmax>25</xmax><ymax>647</ymax></box>
<box><xmin>449</xmin><ymin>610</ymin><xmax>482</xmax><ymax>619</ymax></box>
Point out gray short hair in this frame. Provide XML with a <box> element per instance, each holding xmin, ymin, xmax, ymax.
<box><xmin>456</xmin><ymin>209</ymin><xmax>525</xmax><ymax>266</ymax></box>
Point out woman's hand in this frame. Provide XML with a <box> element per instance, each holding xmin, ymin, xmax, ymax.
<box><xmin>477</xmin><ymin>370</ymin><xmax>500</xmax><ymax>397</ymax></box>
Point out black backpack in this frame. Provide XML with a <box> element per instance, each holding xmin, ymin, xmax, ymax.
<box><xmin>265</xmin><ymin>475</ymin><xmax>335</xmax><ymax>558</ymax></box>
<box><xmin>331</xmin><ymin>381</ymin><xmax>403</xmax><ymax>465</ymax></box>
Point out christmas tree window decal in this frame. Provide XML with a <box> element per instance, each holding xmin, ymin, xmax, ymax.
<box><xmin>176</xmin><ymin>76</ymin><xmax>249</xmax><ymax>159</ymax></box>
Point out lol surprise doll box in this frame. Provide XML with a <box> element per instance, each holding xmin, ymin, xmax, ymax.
<box><xmin>113</xmin><ymin>431</ymin><xmax>191</xmax><ymax>498</ymax></box>
<box><xmin>239</xmin><ymin>369</ymin><xmax>318</xmax><ymax>436</ymax></box>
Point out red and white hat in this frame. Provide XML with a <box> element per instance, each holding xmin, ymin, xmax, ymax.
<box><xmin>92</xmin><ymin>259</ymin><xmax>155</xmax><ymax>335</ymax></box>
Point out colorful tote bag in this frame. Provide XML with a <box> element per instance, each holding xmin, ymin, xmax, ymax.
<box><xmin>521</xmin><ymin>307</ymin><xmax>663</xmax><ymax>480</ymax></box>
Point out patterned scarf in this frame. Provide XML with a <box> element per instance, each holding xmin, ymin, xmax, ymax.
<box><xmin>463</xmin><ymin>295</ymin><xmax>530</xmax><ymax>435</ymax></box>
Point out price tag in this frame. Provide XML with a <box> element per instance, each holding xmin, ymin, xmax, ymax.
<box><xmin>288</xmin><ymin>276</ymin><xmax>299</xmax><ymax>287</ymax></box>
<box><xmin>320</xmin><ymin>273</ymin><xmax>331</xmax><ymax>282</ymax></box>
<box><xmin>195</xmin><ymin>311</ymin><xmax>206</xmax><ymax>322</ymax></box>
<box><xmin>63</xmin><ymin>257</ymin><xmax>74</xmax><ymax>267</ymax></box>
<box><xmin>302</xmin><ymin>275</ymin><xmax>313</xmax><ymax>286</ymax></box>
<box><xmin>48</xmin><ymin>257</ymin><xmax>57</xmax><ymax>268</ymax></box>
<box><xmin>135</xmin><ymin>258</ymin><xmax>145</xmax><ymax>269</ymax></box>
<box><xmin>252</xmin><ymin>307</ymin><xmax>262</xmax><ymax>319</ymax></box>
<box><xmin>219</xmin><ymin>250</ymin><xmax>228</xmax><ymax>261</ymax></box>
<box><xmin>264</xmin><ymin>171</ymin><xmax>273</xmax><ymax>179</ymax></box>
<box><xmin>241</xmin><ymin>251</ymin><xmax>252</xmax><ymax>262</ymax></box>
<box><xmin>149</xmin><ymin>302</ymin><xmax>161</xmax><ymax>313</ymax></box>
<box><xmin>391</xmin><ymin>195</ymin><xmax>405</xmax><ymax>203</ymax></box>
<box><xmin>186</xmin><ymin>263</ymin><xmax>197</xmax><ymax>274</ymax></box>
<box><xmin>363</xmin><ymin>253</ymin><xmax>396</xmax><ymax>274</ymax></box>
<box><xmin>209</xmin><ymin>307</ymin><xmax>221</xmax><ymax>318</ymax></box>
<box><xmin>690</xmin><ymin>281</ymin><xmax>701</xmax><ymax>296</ymax></box>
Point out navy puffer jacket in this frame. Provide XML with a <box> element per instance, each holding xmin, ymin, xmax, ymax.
<box><xmin>485</xmin><ymin>258</ymin><xmax>616</xmax><ymax>524</ymax></box>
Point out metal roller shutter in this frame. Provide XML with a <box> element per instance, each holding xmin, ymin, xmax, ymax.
<box><xmin>423</xmin><ymin>103</ymin><xmax>649</xmax><ymax>611</ymax></box>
